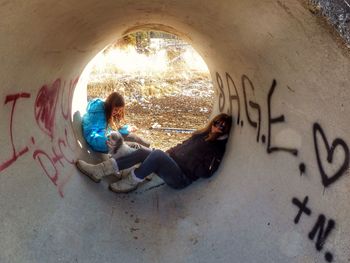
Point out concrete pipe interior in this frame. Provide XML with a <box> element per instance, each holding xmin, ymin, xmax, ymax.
<box><xmin>0</xmin><ymin>1</ymin><xmax>349</xmax><ymax>262</ymax></box>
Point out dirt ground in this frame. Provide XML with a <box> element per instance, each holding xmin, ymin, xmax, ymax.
<box><xmin>125</xmin><ymin>94</ymin><xmax>213</xmax><ymax>151</ymax></box>
<box><xmin>88</xmin><ymin>75</ymin><xmax>214</xmax><ymax>151</ymax></box>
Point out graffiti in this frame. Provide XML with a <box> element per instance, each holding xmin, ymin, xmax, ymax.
<box><xmin>292</xmin><ymin>196</ymin><xmax>336</xmax><ymax>262</ymax></box>
<box><xmin>291</xmin><ymin>196</ymin><xmax>311</xmax><ymax>224</ymax></box>
<box><xmin>61</xmin><ymin>78</ymin><xmax>78</xmax><ymax>120</ymax></box>
<box><xmin>34</xmin><ymin>79</ymin><xmax>60</xmax><ymax>139</ymax></box>
<box><xmin>31</xmin><ymin>78</ymin><xmax>78</xmax><ymax>196</ymax></box>
<box><xmin>309</xmin><ymin>215</ymin><xmax>336</xmax><ymax>252</ymax></box>
<box><xmin>33</xmin><ymin>139</ymin><xmax>75</xmax><ymax>198</ymax></box>
<box><xmin>226</xmin><ymin>73</ymin><xmax>241</xmax><ymax>125</ymax></box>
<box><xmin>216</xmin><ymin>72</ymin><xmax>241</xmax><ymax>125</ymax></box>
<box><xmin>216</xmin><ymin>70</ymin><xmax>349</xmax><ymax>262</ymax></box>
<box><xmin>0</xmin><ymin>77</ymin><xmax>79</xmax><ymax>197</ymax></box>
<box><xmin>216</xmin><ymin>71</ymin><xmax>349</xmax><ymax>187</ymax></box>
<box><xmin>33</xmin><ymin>149</ymin><xmax>59</xmax><ymax>186</ymax></box>
<box><xmin>299</xmin><ymin>162</ymin><xmax>306</xmax><ymax>176</ymax></box>
<box><xmin>0</xmin><ymin>93</ymin><xmax>31</xmax><ymax>172</ymax></box>
<box><xmin>216</xmin><ymin>72</ymin><xmax>226</xmax><ymax>114</ymax></box>
<box><xmin>58</xmin><ymin>129</ymin><xmax>77</xmax><ymax>162</ymax></box>
<box><xmin>313</xmin><ymin>123</ymin><xmax>349</xmax><ymax>187</ymax></box>
<box><xmin>60</xmin><ymin>77</ymin><xmax>80</xmax><ymax>150</ymax></box>
<box><xmin>216</xmin><ymin>72</ymin><xmax>299</xmax><ymax>154</ymax></box>
<box><xmin>242</xmin><ymin>74</ymin><xmax>261</xmax><ymax>142</ymax></box>
<box><xmin>267</xmin><ymin>79</ymin><xmax>298</xmax><ymax>156</ymax></box>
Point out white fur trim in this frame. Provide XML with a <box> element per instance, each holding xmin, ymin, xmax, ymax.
<box><xmin>110</xmin><ymin>158</ymin><xmax>119</xmax><ymax>172</ymax></box>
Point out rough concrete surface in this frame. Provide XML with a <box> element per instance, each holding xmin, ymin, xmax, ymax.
<box><xmin>0</xmin><ymin>1</ymin><xmax>349</xmax><ymax>263</ymax></box>
<box><xmin>309</xmin><ymin>0</ymin><xmax>350</xmax><ymax>45</ymax></box>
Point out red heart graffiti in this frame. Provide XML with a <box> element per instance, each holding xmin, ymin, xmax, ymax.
<box><xmin>34</xmin><ymin>79</ymin><xmax>61</xmax><ymax>139</ymax></box>
<box><xmin>313</xmin><ymin>123</ymin><xmax>349</xmax><ymax>187</ymax></box>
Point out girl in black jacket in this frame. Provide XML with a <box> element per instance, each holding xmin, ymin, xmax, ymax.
<box><xmin>76</xmin><ymin>113</ymin><xmax>233</xmax><ymax>193</ymax></box>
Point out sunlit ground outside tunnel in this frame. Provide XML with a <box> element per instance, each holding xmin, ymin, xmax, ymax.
<box><xmin>84</xmin><ymin>31</ymin><xmax>215</xmax><ymax>150</ymax></box>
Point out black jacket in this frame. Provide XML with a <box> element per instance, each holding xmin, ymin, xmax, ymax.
<box><xmin>166</xmin><ymin>132</ymin><xmax>228</xmax><ymax>181</ymax></box>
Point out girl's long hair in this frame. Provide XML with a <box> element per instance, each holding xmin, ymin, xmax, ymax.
<box><xmin>193</xmin><ymin>113</ymin><xmax>233</xmax><ymax>141</ymax></box>
<box><xmin>104</xmin><ymin>92</ymin><xmax>125</xmax><ymax>130</ymax></box>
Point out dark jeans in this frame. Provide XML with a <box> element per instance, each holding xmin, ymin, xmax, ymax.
<box><xmin>134</xmin><ymin>150</ymin><xmax>192</xmax><ymax>189</ymax></box>
<box><xmin>116</xmin><ymin>148</ymin><xmax>152</xmax><ymax>170</ymax></box>
<box><xmin>115</xmin><ymin>149</ymin><xmax>191</xmax><ymax>189</ymax></box>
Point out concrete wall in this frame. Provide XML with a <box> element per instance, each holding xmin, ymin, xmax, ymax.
<box><xmin>0</xmin><ymin>0</ymin><xmax>349</xmax><ymax>262</ymax></box>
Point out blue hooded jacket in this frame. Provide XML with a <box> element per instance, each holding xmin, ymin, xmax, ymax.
<box><xmin>82</xmin><ymin>98</ymin><xmax>129</xmax><ymax>153</ymax></box>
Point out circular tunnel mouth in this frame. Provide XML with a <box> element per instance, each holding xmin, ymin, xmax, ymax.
<box><xmin>73</xmin><ymin>29</ymin><xmax>216</xmax><ymax>152</ymax></box>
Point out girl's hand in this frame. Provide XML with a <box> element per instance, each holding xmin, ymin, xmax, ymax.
<box><xmin>127</xmin><ymin>125</ymin><xmax>138</xmax><ymax>132</ymax></box>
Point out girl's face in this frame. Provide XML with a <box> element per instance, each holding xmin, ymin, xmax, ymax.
<box><xmin>112</xmin><ymin>106</ymin><xmax>124</xmax><ymax>120</ymax></box>
<box><xmin>211</xmin><ymin>120</ymin><xmax>226</xmax><ymax>134</ymax></box>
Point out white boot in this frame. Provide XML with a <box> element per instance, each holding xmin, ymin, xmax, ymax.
<box><xmin>76</xmin><ymin>158</ymin><xmax>120</xmax><ymax>183</ymax></box>
<box><xmin>109</xmin><ymin>169</ymin><xmax>144</xmax><ymax>193</ymax></box>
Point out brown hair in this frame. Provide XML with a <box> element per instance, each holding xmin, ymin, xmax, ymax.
<box><xmin>104</xmin><ymin>92</ymin><xmax>125</xmax><ymax>130</ymax></box>
<box><xmin>194</xmin><ymin>113</ymin><xmax>233</xmax><ymax>141</ymax></box>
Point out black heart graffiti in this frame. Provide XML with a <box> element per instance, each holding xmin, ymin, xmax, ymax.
<box><xmin>313</xmin><ymin>123</ymin><xmax>349</xmax><ymax>187</ymax></box>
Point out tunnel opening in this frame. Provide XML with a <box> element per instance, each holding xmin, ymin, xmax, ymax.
<box><xmin>74</xmin><ymin>30</ymin><xmax>215</xmax><ymax>151</ymax></box>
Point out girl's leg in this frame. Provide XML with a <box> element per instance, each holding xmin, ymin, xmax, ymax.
<box><xmin>134</xmin><ymin>149</ymin><xmax>192</xmax><ymax>189</ymax></box>
<box><xmin>76</xmin><ymin>148</ymin><xmax>152</xmax><ymax>184</ymax></box>
<box><xmin>116</xmin><ymin>147</ymin><xmax>152</xmax><ymax>170</ymax></box>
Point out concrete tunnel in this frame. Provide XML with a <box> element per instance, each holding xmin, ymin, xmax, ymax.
<box><xmin>0</xmin><ymin>0</ymin><xmax>349</xmax><ymax>262</ymax></box>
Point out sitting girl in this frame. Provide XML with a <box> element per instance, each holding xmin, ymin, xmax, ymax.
<box><xmin>82</xmin><ymin>92</ymin><xmax>150</xmax><ymax>153</ymax></box>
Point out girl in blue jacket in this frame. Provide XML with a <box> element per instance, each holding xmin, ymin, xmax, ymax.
<box><xmin>82</xmin><ymin>92</ymin><xmax>150</xmax><ymax>153</ymax></box>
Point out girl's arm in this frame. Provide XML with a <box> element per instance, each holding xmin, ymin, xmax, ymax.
<box><xmin>118</xmin><ymin>124</ymin><xmax>137</xmax><ymax>135</ymax></box>
<box><xmin>118</xmin><ymin>125</ymin><xmax>129</xmax><ymax>135</ymax></box>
